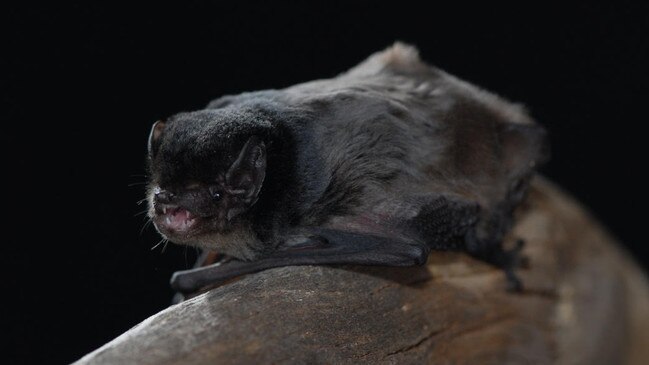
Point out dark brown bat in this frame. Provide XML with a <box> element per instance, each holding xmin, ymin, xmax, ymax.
<box><xmin>146</xmin><ymin>43</ymin><xmax>548</xmax><ymax>297</ymax></box>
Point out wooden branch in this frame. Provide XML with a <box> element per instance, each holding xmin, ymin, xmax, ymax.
<box><xmin>74</xmin><ymin>178</ymin><xmax>649</xmax><ymax>365</ymax></box>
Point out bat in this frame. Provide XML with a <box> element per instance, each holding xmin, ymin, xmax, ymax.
<box><xmin>145</xmin><ymin>43</ymin><xmax>548</xmax><ymax>298</ymax></box>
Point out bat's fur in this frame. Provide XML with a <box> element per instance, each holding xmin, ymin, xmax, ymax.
<box><xmin>147</xmin><ymin>43</ymin><xmax>548</xmax><ymax>290</ymax></box>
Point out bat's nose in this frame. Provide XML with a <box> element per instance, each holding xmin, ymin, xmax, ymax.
<box><xmin>154</xmin><ymin>189</ymin><xmax>175</xmax><ymax>204</ymax></box>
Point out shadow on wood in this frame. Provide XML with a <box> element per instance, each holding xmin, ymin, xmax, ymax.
<box><xmin>74</xmin><ymin>178</ymin><xmax>649</xmax><ymax>365</ymax></box>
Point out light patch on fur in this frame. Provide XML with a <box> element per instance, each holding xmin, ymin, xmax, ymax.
<box><xmin>378</xmin><ymin>42</ymin><xmax>422</xmax><ymax>68</ymax></box>
<box><xmin>345</xmin><ymin>41</ymin><xmax>427</xmax><ymax>77</ymax></box>
<box><xmin>344</xmin><ymin>41</ymin><xmax>534</xmax><ymax>127</ymax></box>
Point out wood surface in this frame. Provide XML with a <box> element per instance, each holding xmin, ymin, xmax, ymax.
<box><xmin>74</xmin><ymin>178</ymin><xmax>649</xmax><ymax>365</ymax></box>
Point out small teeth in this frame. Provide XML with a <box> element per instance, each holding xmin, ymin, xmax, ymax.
<box><xmin>160</xmin><ymin>208</ymin><xmax>196</xmax><ymax>230</ymax></box>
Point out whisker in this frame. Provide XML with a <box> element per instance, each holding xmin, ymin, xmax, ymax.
<box><xmin>136</xmin><ymin>198</ymin><xmax>148</xmax><ymax>205</ymax></box>
<box><xmin>140</xmin><ymin>218</ymin><xmax>154</xmax><ymax>236</ymax></box>
<box><xmin>134</xmin><ymin>209</ymin><xmax>149</xmax><ymax>217</ymax></box>
<box><xmin>161</xmin><ymin>240</ymin><xmax>170</xmax><ymax>253</ymax></box>
<box><xmin>128</xmin><ymin>182</ymin><xmax>148</xmax><ymax>187</ymax></box>
<box><xmin>151</xmin><ymin>238</ymin><xmax>166</xmax><ymax>250</ymax></box>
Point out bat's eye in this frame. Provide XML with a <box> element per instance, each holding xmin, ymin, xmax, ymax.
<box><xmin>208</xmin><ymin>186</ymin><xmax>221</xmax><ymax>200</ymax></box>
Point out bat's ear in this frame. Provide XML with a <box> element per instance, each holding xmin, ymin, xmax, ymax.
<box><xmin>499</xmin><ymin>122</ymin><xmax>550</xmax><ymax>179</ymax></box>
<box><xmin>148</xmin><ymin>120</ymin><xmax>166</xmax><ymax>158</ymax></box>
<box><xmin>225</xmin><ymin>136</ymin><xmax>267</xmax><ymax>206</ymax></box>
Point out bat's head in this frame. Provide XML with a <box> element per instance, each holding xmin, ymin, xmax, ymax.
<box><xmin>146</xmin><ymin>109</ymin><xmax>270</xmax><ymax>250</ymax></box>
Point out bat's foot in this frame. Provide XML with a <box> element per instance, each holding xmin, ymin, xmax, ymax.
<box><xmin>505</xmin><ymin>273</ymin><xmax>523</xmax><ymax>292</ymax></box>
<box><xmin>502</xmin><ymin>239</ymin><xmax>527</xmax><ymax>292</ymax></box>
<box><xmin>467</xmin><ymin>236</ymin><xmax>528</xmax><ymax>292</ymax></box>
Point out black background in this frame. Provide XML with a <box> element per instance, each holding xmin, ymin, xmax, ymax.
<box><xmin>3</xmin><ymin>2</ymin><xmax>648</xmax><ymax>364</ymax></box>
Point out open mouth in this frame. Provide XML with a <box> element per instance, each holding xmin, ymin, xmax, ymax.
<box><xmin>155</xmin><ymin>205</ymin><xmax>198</xmax><ymax>233</ymax></box>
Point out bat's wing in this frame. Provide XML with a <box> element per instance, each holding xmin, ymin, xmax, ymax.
<box><xmin>171</xmin><ymin>194</ymin><xmax>525</xmax><ymax>296</ymax></box>
<box><xmin>171</xmin><ymin>228</ymin><xmax>428</xmax><ymax>296</ymax></box>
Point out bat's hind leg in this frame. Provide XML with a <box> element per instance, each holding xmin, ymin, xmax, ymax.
<box><xmin>408</xmin><ymin>195</ymin><xmax>527</xmax><ymax>291</ymax></box>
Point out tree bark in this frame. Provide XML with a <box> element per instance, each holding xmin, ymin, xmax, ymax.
<box><xmin>74</xmin><ymin>178</ymin><xmax>649</xmax><ymax>365</ymax></box>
